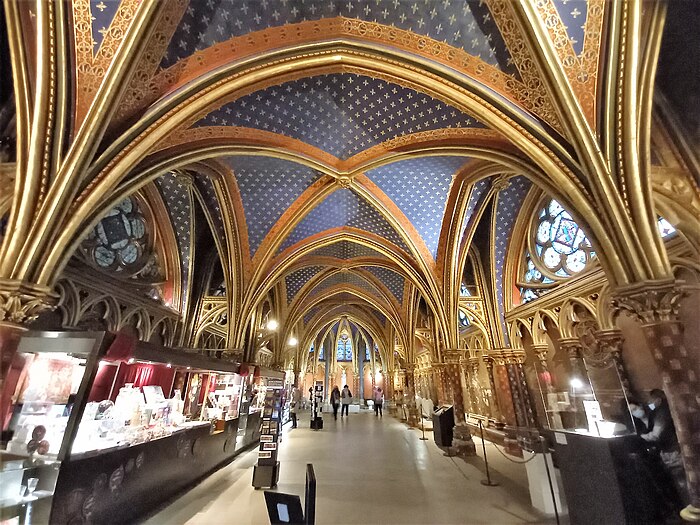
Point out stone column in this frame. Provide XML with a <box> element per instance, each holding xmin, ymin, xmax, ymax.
<box><xmin>403</xmin><ymin>364</ymin><xmax>420</xmax><ymax>427</ymax></box>
<box><xmin>532</xmin><ymin>344</ymin><xmax>555</xmax><ymax>394</ymax></box>
<box><xmin>616</xmin><ymin>283</ymin><xmax>700</xmax><ymax>519</ymax></box>
<box><xmin>444</xmin><ymin>350</ymin><xmax>476</xmax><ymax>456</ymax></box>
<box><xmin>466</xmin><ymin>357</ymin><xmax>482</xmax><ymax>415</ymax></box>
<box><xmin>432</xmin><ymin>362</ymin><xmax>448</xmax><ymax>405</ymax></box>
<box><xmin>559</xmin><ymin>337</ymin><xmax>591</xmax><ymax>386</ymax></box>
<box><xmin>594</xmin><ymin>330</ymin><xmax>632</xmax><ymax>399</ymax></box>
<box><xmin>483</xmin><ymin>356</ymin><xmax>503</xmax><ymax>422</ymax></box>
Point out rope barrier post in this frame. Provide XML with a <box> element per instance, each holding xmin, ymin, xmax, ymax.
<box><xmin>539</xmin><ymin>435</ymin><xmax>560</xmax><ymax>525</ymax></box>
<box><xmin>419</xmin><ymin>408</ymin><xmax>428</xmax><ymax>441</ymax></box>
<box><xmin>479</xmin><ymin>420</ymin><xmax>499</xmax><ymax>487</ymax></box>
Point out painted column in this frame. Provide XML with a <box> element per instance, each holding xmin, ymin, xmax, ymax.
<box><xmin>483</xmin><ymin>356</ymin><xmax>503</xmax><ymax>422</ymax></box>
<box><xmin>466</xmin><ymin>357</ymin><xmax>482</xmax><ymax>415</ymax></box>
<box><xmin>444</xmin><ymin>350</ymin><xmax>476</xmax><ymax>456</ymax></box>
<box><xmin>404</xmin><ymin>364</ymin><xmax>420</xmax><ymax>427</ymax></box>
<box><xmin>616</xmin><ymin>284</ymin><xmax>700</xmax><ymax>518</ymax></box>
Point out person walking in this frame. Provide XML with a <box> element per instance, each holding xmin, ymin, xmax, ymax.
<box><xmin>330</xmin><ymin>386</ymin><xmax>341</xmax><ymax>420</ymax></box>
<box><xmin>290</xmin><ymin>386</ymin><xmax>302</xmax><ymax>428</ymax></box>
<box><xmin>341</xmin><ymin>385</ymin><xmax>352</xmax><ymax>417</ymax></box>
<box><xmin>373</xmin><ymin>386</ymin><xmax>384</xmax><ymax>417</ymax></box>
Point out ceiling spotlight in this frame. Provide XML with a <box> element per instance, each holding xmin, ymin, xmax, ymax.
<box><xmin>267</xmin><ymin>319</ymin><xmax>278</xmax><ymax>331</ymax></box>
<box><xmin>289</xmin><ymin>337</ymin><xmax>298</xmax><ymax>346</ymax></box>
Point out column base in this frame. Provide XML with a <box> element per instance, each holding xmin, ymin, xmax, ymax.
<box><xmin>452</xmin><ymin>424</ymin><xmax>476</xmax><ymax>457</ymax></box>
<box><xmin>406</xmin><ymin>406</ymin><xmax>420</xmax><ymax>427</ymax></box>
<box><xmin>681</xmin><ymin>505</ymin><xmax>700</xmax><ymax>522</ymax></box>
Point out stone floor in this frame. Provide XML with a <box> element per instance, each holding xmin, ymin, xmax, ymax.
<box><xmin>145</xmin><ymin>410</ymin><xmax>558</xmax><ymax>524</ymax></box>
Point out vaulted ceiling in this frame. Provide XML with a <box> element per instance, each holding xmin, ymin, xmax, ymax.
<box><xmin>6</xmin><ymin>0</ymin><xmax>693</xmax><ymax>366</ymax></box>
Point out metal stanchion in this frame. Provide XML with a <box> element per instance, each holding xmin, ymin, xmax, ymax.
<box><xmin>540</xmin><ymin>436</ymin><xmax>560</xmax><ymax>525</ymax></box>
<box><xmin>479</xmin><ymin>420</ymin><xmax>499</xmax><ymax>487</ymax></box>
<box><xmin>419</xmin><ymin>409</ymin><xmax>428</xmax><ymax>440</ymax></box>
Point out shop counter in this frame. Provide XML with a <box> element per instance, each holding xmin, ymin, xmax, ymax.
<box><xmin>50</xmin><ymin>418</ymin><xmax>241</xmax><ymax>524</ymax></box>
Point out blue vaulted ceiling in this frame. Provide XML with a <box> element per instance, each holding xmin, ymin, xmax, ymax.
<box><xmin>492</xmin><ymin>175</ymin><xmax>532</xmax><ymax>343</ymax></box>
<box><xmin>156</xmin><ymin>173</ymin><xmax>193</xmax><ymax>311</ymax></box>
<box><xmin>460</xmin><ymin>178</ymin><xmax>492</xmax><ymax>241</ymax></box>
<box><xmin>309</xmin><ymin>240</ymin><xmax>385</xmax><ymax>260</ymax></box>
<box><xmin>552</xmin><ymin>0</ymin><xmax>588</xmax><ymax>55</ymax></box>
<box><xmin>366</xmin><ymin>156</ymin><xmax>467</xmax><ymax>258</ymax></box>
<box><xmin>193</xmin><ymin>174</ymin><xmax>226</xmax><ymax>247</ymax></box>
<box><xmin>278</xmin><ymin>189</ymin><xmax>410</xmax><ymax>254</ymax></box>
<box><xmin>161</xmin><ymin>1</ymin><xmax>517</xmax><ymax>76</ymax></box>
<box><xmin>365</xmin><ymin>266</ymin><xmax>405</xmax><ymax>303</ymax></box>
<box><xmin>90</xmin><ymin>0</ymin><xmax>121</xmax><ymax>51</ymax></box>
<box><xmin>224</xmin><ymin>156</ymin><xmax>323</xmax><ymax>256</ymax></box>
<box><xmin>285</xmin><ymin>266</ymin><xmax>323</xmax><ymax>304</ymax></box>
<box><xmin>310</xmin><ymin>272</ymin><xmax>383</xmax><ymax>300</ymax></box>
<box><xmin>196</xmin><ymin>74</ymin><xmax>483</xmax><ymax>160</ymax></box>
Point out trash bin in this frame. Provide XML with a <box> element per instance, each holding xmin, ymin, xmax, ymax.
<box><xmin>432</xmin><ymin>405</ymin><xmax>454</xmax><ymax>447</ymax></box>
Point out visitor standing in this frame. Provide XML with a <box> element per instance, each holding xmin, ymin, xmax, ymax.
<box><xmin>341</xmin><ymin>385</ymin><xmax>352</xmax><ymax>417</ymax></box>
<box><xmin>330</xmin><ymin>386</ymin><xmax>341</xmax><ymax>420</ymax></box>
<box><xmin>373</xmin><ymin>387</ymin><xmax>384</xmax><ymax>417</ymax></box>
<box><xmin>290</xmin><ymin>386</ymin><xmax>302</xmax><ymax>428</ymax></box>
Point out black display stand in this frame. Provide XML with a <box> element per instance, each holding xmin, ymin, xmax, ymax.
<box><xmin>252</xmin><ymin>379</ymin><xmax>285</xmax><ymax>488</ymax></box>
<box><xmin>432</xmin><ymin>405</ymin><xmax>454</xmax><ymax>447</ymax></box>
<box><xmin>309</xmin><ymin>384</ymin><xmax>323</xmax><ymax>431</ymax></box>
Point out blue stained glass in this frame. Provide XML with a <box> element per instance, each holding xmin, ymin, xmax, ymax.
<box><xmin>458</xmin><ymin>310</ymin><xmax>470</xmax><ymax>327</ymax></box>
<box><xmin>309</xmin><ymin>343</ymin><xmax>314</xmax><ymax>353</ymax></box>
<box><xmin>337</xmin><ymin>336</ymin><xmax>353</xmax><ymax>362</ymax></box>
<box><xmin>657</xmin><ymin>217</ymin><xmax>676</xmax><ymax>238</ymax></box>
<box><xmin>319</xmin><ymin>346</ymin><xmax>325</xmax><ymax>361</ymax></box>
<box><xmin>365</xmin><ymin>347</ymin><xmax>370</xmax><ymax>361</ymax></box>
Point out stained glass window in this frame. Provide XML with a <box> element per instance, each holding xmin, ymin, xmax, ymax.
<box><xmin>458</xmin><ymin>309</ymin><xmax>470</xmax><ymax>327</ymax></box>
<box><xmin>82</xmin><ymin>197</ymin><xmax>150</xmax><ymax>274</ymax></box>
<box><xmin>336</xmin><ymin>332</ymin><xmax>353</xmax><ymax>361</ymax></box>
<box><xmin>657</xmin><ymin>217</ymin><xmax>676</xmax><ymax>238</ymax></box>
<box><xmin>460</xmin><ymin>283</ymin><xmax>471</xmax><ymax>297</ymax></box>
<box><xmin>309</xmin><ymin>343</ymin><xmax>314</xmax><ymax>353</ymax></box>
<box><xmin>318</xmin><ymin>345</ymin><xmax>325</xmax><ymax>361</ymax></box>
<box><xmin>365</xmin><ymin>346</ymin><xmax>370</xmax><ymax>361</ymax></box>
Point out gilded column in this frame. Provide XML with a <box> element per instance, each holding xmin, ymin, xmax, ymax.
<box><xmin>444</xmin><ymin>350</ymin><xmax>476</xmax><ymax>456</ymax></box>
<box><xmin>532</xmin><ymin>344</ymin><xmax>555</xmax><ymax>395</ymax></box>
<box><xmin>616</xmin><ymin>283</ymin><xmax>700</xmax><ymax>518</ymax></box>
<box><xmin>466</xmin><ymin>357</ymin><xmax>482</xmax><ymax>415</ymax></box>
<box><xmin>403</xmin><ymin>364</ymin><xmax>420</xmax><ymax>427</ymax></box>
<box><xmin>432</xmin><ymin>362</ymin><xmax>448</xmax><ymax>406</ymax></box>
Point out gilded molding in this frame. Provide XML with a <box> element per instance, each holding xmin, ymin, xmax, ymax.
<box><xmin>0</xmin><ymin>278</ymin><xmax>57</xmax><ymax>325</ymax></box>
<box><xmin>612</xmin><ymin>279</ymin><xmax>684</xmax><ymax>325</ymax></box>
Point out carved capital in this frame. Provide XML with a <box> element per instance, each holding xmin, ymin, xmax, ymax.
<box><xmin>443</xmin><ymin>349</ymin><xmax>463</xmax><ymax>365</ymax></box>
<box><xmin>531</xmin><ymin>344</ymin><xmax>549</xmax><ymax>362</ymax></box>
<box><xmin>0</xmin><ymin>279</ymin><xmax>57</xmax><ymax>326</ymax></box>
<box><xmin>336</xmin><ymin>175</ymin><xmax>353</xmax><ymax>189</ymax></box>
<box><xmin>613</xmin><ymin>279</ymin><xmax>684</xmax><ymax>325</ymax></box>
<box><xmin>596</xmin><ymin>330</ymin><xmax>624</xmax><ymax>355</ymax></box>
<box><xmin>559</xmin><ymin>337</ymin><xmax>582</xmax><ymax>359</ymax></box>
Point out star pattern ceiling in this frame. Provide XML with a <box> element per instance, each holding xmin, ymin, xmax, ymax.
<box><xmin>156</xmin><ymin>173</ymin><xmax>193</xmax><ymax>311</ymax></box>
<box><xmin>197</xmin><ymin>74</ymin><xmax>483</xmax><ymax>160</ymax></box>
<box><xmin>225</xmin><ymin>156</ymin><xmax>324</xmax><ymax>255</ymax></box>
<box><xmin>89</xmin><ymin>0</ymin><xmax>121</xmax><ymax>52</ymax></box>
<box><xmin>308</xmin><ymin>240</ymin><xmax>385</xmax><ymax>260</ymax></box>
<box><xmin>366</xmin><ymin>266</ymin><xmax>405</xmax><ymax>303</ymax></box>
<box><xmin>285</xmin><ymin>266</ymin><xmax>323</xmax><ymax>304</ymax></box>
<box><xmin>193</xmin><ymin>174</ymin><xmax>226</xmax><ymax>246</ymax></box>
<box><xmin>493</xmin><ymin>175</ymin><xmax>531</xmax><ymax>343</ymax></box>
<box><xmin>278</xmin><ymin>188</ymin><xmax>410</xmax><ymax>254</ymax></box>
<box><xmin>460</xmin><ymin>178</ymin><xmax>492</xmax><ymax>241</ymax></box>
<box><xmin>552</xmin><ymin>0</ymin><xmax>588</xmax><ymax>55</ymax></box>
<box><xmin>310</xmin><ymin>271</ymin><xmax>383</xmax><ymax>300</ymax></box>
<box><xmin>161</xmin><ymin>0</ymin><xmax>517</xmax><ymax>76</ymax></box>
<box><xmin>366</xmin><ymin>156</ymin><xmax>466</xmax><ymax>258</ymax></box>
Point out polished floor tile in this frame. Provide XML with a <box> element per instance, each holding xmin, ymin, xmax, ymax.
<box><xmin>145</xmin><ymin>411</ymin><xmax>555</xmax><ymax>524</ymax></box>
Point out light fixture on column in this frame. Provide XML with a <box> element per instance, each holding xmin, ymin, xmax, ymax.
<box><xmin>288</xmin><ymin>336</ymin><xmax>298</xmax><ymax>346</ymax></box>
<box><xmin>267</xmin><ymin>319</ymin><xmax>278</xmax><ymax>331</ymax></box>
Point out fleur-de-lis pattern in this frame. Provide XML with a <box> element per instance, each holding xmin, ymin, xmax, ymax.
<box><xmin>366</xmin><ymin>266</ymin><xmax>405</xmax><ymax>304</ymax></box>
<box><xmin>285</xmin><ymin>266</ymin><xmax>323</xmax><ymax>304</ymax></box>
<box><xmin>89</xmin><ymin>0</ymin><xmax>121</xmax><ymax>51</ymax></box>
<box><xmin>308</xmin><ymin>240</ymin><xmax>385</xmax><ymax>260</ymax></box>
<box><xmin>460</xmin><ymin>178</ymin><xmax>492</xmax><ymax>241</ymax></box>
<box><xmin>552</xmin><ymin>0</ymin><xmax>589</xmax><ymax>55</ymax></box>
<box><xmin>161</xmin><ymin>0</ymin><xmax>517</xmax><ymax>76</ymax></box>
<box><xmin>366</xmin><ymin>156</ymin><xmax>466</xmax><ymax>258</ymax></box>
<box><xmin>493</xmin><ymin>175</ymin><xmax>531</xmax><ymax>343</ymax></box>
<box><xmin>197</xmin><ymin>74</ymin><xmax>483</xmax><ymax>160</ymax></box>
<box><xmin>279</xmin><ymin>189</ymin><xmax>410</xmax><ymax>254</ymax></box>
<box><xmin>225</xmin><ymin>156</ymin><xmax>324</xmax><ymax>255</ymax></box>
<box><xmin>310</xmin><ymin>271</ymin><xmax>383</xmax><ymax>300</ymax></box>
<box><xmin>193</xmin><ymin>175</ymin><xmax>226</xmax><ymax>245</ymax></box>
<box><xmin>156</xmin><ymin>173</ymin><xmax>193</xmax><ymax>311</ymax></box>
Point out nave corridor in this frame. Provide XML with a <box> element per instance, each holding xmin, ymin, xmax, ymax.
<box><xmin>147</xmin><ymin>411</ymin><xmax>551</xmax><ymax>525</ymax></box>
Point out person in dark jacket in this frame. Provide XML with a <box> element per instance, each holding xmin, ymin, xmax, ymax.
<box><xmin>330</xmin><ymin>386</ymin><xmax>341</xmax><ymax>420</ymax></box>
